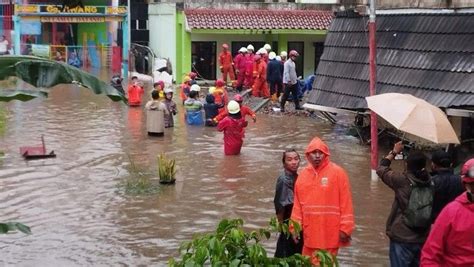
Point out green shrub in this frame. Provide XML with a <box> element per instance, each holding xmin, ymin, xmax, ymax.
<box><xmin>169</xmin><ymin>218</ymin><xmax>338</xmax><ymax>267</ymax></box>
<box><xmin>120</xmin><ymin>154</ymin><xmax>160</xmax><ymax>195</ymax></box>
<box><xmin>157</xmin><ymin>153</ymin><xmax>176</xmax><ymax>183</ymax></box>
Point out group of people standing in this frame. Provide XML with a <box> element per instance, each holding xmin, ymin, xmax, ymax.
<box><xmin>274</xmin><ymin>139</ymin><xmax>474</xmax><ymax>266</ymax></box>
<box><xmin>220</xmin><ymin>43</ymin><xmax>302</xmax><ymax>112</ymax></box>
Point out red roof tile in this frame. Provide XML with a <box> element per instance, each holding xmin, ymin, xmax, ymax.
<box><xmin>185</xmin><ymin>9</ymin><xmax>334</xmax><ymax>31</ymax></box>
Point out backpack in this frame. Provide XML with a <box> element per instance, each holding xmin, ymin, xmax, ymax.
<box><xmin>403</xmin><ymin>176</ymin><xmax>434</xmax><ymax>229</ymax></box>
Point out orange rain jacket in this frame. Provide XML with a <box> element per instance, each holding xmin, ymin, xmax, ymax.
<box><xmin>291</xmin><ymin>137</ymin><xmax>355</xmax><ymax>250</ymax></box>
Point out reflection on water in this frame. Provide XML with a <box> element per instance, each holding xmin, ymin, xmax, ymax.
<box><xmin>0</xmin><ymin>85</ymin><xmax>394</xmax><ymax>265</ymax></box>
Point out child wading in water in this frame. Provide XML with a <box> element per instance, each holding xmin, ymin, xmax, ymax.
<box><xmin>204</xmin><ymin>93</ymin><xmax>223</xmax><ymax>127</ymax></box>
<box><xmin>163</xmin><ymin>88</ymin><xmax>177</xmax><ymax>128</ymax></box>
<box><xmin>217</xmin><ymin>100</ymin><xmax>248</xmax><ymax>155</ymax></box>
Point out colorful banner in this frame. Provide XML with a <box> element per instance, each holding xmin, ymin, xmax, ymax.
<box><xmin>15</xmin><ymin>5</ymin><xmax>126</xmax><ymax>15</ymax></box>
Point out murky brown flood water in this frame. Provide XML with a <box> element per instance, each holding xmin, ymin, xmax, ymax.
<box><xmin>1</xmin><ymin>84</ymin><xmax>395</xmax><ymax>266</ymax></box>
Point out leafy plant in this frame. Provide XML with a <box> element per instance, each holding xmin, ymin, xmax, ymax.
<box><xmin>157</xmin><ymin>153</ymin><xmax>176</xmax><ymax>183</ymax></box>
<box><xmin>0</xmin><ymin>222</ymin><xmax>31</xmax><ymax>234</ymax></box>
<box><xmin>0</xmin><ymin>105</ymin><xmax>6</xmax><ymax>136</ymax></box>
<box><xmin>120</xmin><ymin>154</ymin><xmax>160</xmax><ymax>195</ymax></box>
<box><xmin>169</xmin><ymin>218</ymin><xmax>314</xmax><ymax>267</ymax></box>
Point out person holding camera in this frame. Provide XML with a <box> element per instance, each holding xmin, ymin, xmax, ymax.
<box><xmin>376</xmin><ymin>141</ymin><xmax>433</xmax><ymax>267</ymax></box>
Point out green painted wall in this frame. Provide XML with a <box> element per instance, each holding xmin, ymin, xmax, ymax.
<box><xmin>176</xmin><ymin>11</ymin><xmax>191</xmax><ymax>84</ymax></box>
<box><xmin>78</xmin><ymin>23</ymin><xmax>108</xmax><ymax>46</ymax></box>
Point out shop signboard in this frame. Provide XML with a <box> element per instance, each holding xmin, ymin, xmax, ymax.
<box><xmin>31</xmin><ymin>44</ymin><xmax>50</xmax><ymax>58</ymax></box>
<box><xmin>15</xmin><ymin>5</ymin><xmax>127</xmax><ymax>15</ymax></box>
<box><xmin>40</xmin><ymin>17</ymin><xmax>105</xmax><ymax>23</ymax></box>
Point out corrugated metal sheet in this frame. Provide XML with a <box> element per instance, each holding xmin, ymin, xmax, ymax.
<box><xmin>308</xmin><ymin>12</ymin><xmax>474</xmax><ymax>109</ymax></box>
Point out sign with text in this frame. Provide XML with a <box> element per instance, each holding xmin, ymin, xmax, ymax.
<box><xmin>16</xmin><ymin>5</ymin><xmax>127</xmax><ymax>16</ymax></box>
<box><xmin>40</xmin><ymin>16</ymin><xmax>105</xmax><ymax>23</ymax></box>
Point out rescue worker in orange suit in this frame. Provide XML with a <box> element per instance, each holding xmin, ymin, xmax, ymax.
<box><xmin>291</xmin><ymin>137</ymin><xmax>355</xmax><ymax>265</ymax></box>
<box><xmin>217</xmin><ymin>100</ymin><xmax>248</xmax><ymax>156</ymax></box>
<box><xmin>214</xmin><ymin>94</ymin><xmax>256</xmax><ymax>123</ymax></box>
<box><xmin>234</xmin><ymin>47</ymin><xmax>247</xmax><ymax>92</ymax></box>
<box><xmin>179</xmin><ymin>76</ymin><xmax>192</xmax><ymax>105</ymax></box>
<box><xmin>252</xmin><ymin>55</ymin><xmax>270</xmax><ymax>98</ymax></box>
<box><xmin>213</xmin><ymin>79</ymin><xmax>229</xmax><ymax>112</ymax></box>
<box><xmin>244</xmin><ymin>44</ymin><xmax>255</xmax><ymax>88</ymax></box>
<box><xmin>219</xmin><ymin>43</ymin><xmax>235</xmax><ymax>84</ymax></box>
<box><xmin>127</xmin><ymin>76</ymin><xmax>144</xmax><ymax>106</ymax></box>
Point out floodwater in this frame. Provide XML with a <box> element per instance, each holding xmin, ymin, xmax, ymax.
<box><xmin>0</xmin><ymin>83</ymin><xmax>396</xmax><ymax>266</ymax></box>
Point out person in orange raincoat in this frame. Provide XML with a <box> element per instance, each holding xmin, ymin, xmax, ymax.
<box><xmin>179</xmin><ymin>76</ymin><xmax>191</xmax><ymax>105</ymax></box>
<box><xmin>244</xmin><ymin>45</ymin><xmax>255</xmax><ymax>88</ymax></box>
<box><xmin>291</xmin><ymin>137</ymin><xmax>355</xmax><ymax>265</ymax></box>
<box><xmin>213</xmin><ymin>94</ymin><xmax>256</xmax><ymax>123</ymax></box>
<box><xmin>127</xmin><ymin>76</ymin><xmax>144</xmax><ymax>106</ymax></box>
<box><xmin>219</xmin><ymin>43</ymin><xmax>235</xmax><ymax>83</ymax></box>
<box><xmin>252</xmin><ymin>55</ymin><xmax>270</xmax><ymax>98</ymax></box>
<box><xmin>213</xmin><ymin>79</ymin><xmax>229</xmax><ymax>112</ymax></box>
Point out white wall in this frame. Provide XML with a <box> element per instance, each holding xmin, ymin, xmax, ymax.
<box><xmin>149</xmin><ymin>3</ymin><xmax>177</xmax><ymax>75</ymax></box>
<box><xmin>191</xmin><ymin>33</ymin><xmax>326</xmax><ymax>79</ymax></box>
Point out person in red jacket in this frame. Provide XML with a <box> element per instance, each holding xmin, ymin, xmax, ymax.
<box><xmin>421</xmin><ymin>158</ymin><xmax>474</xmax><ymax>267</ymax></box>
<box><xmin>214</xmin><ymin>94</ymin><xmax>256</xmax><ymax>123</ymax></box>
<box><xmin>291</xmin><ymin>137</ymin><xmax>354</xmax><ymax>265</ymax></box>
<box><xmin>244</xmin><ymin>44</ymin><xmax>255</xmax><ymax>88</ymax></box>
<box><xmin>179</xmin><ymin>76</ymin><xmax>191</xmax><ymax>105</ymax></box>
<box><xmin>252</xmin><ymin>55</ymin><xmax>270</xmax><ymax>98</ymax></box>
<box><xmin>217</xmin><ymin>100</ymin><xmax>248</xmax><ymax>156</ymax></box>
<box><xmin>127</xmin><ymin>76</ymin><xmax>144</xmax><ymax>106</ymax></box>
<box><xmin>234</xmin><ymin>47</ymin><xmax>247</xmax><ymax>92</ymax></box>
<box><xmin>219</xmin><ymin>43</ymin><xmax>235</xmax><ymax>84</ymax></box>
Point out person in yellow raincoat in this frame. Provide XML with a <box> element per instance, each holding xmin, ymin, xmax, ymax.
<box><xmin>291</xmin><ymin>137</ymin><xmax>355</xmax><ymax>264</ymax></box>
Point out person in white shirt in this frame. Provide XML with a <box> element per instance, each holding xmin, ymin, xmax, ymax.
<box><xmin>281</xmin><ymin>50</ymin><xmax>302</xmax><ymax>112</ymax></box>
<box><xmin>0</xmin><ymin>35</ymin><xmax>9</xmax><ymax>55</ymax></box>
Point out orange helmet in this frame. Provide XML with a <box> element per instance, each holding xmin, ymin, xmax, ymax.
<box><xmin>233</xmin><ymin>94</ymin><xmax>243</xmax><ymax>102</ymax></box>
<box><xmin>222</xmin><ymin>44</ymin><xmax>229</xmax><ymax>49</ymax></box>
<box><xmin>216</xmin><ymin>79</ymin><xmax>225</xmax><ymax>87</ymax></box>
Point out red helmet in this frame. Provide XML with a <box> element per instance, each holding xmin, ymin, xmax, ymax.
<box><xmin>154</xmin><ymin>80</ymin><xmax>164</xmax><ymax>89</ymax></box>
<box><xmin>289</xmin><ymin>50</ymin><xmax>299</xmax><ymax>57</ymax></box>
<box><xmin>461</xmin><ymin>158</ymin><xmax>474</xmax><ymax>183</ymax></box>
<box><xmin>216</xmin><ymin>79</ymin><xmax>225</xmax><ymax>87</ymax></box>
<box><xmin>233</xmin><ymin>94</ymin><xmax>243</xmax><ymax>102</ymax></box>
<box><xmin>222</xmin><ymin>43</ymin><xmax>229</xmax><ymax>49</ymax></box>
<box><xmin>188</xmin><ymin>72</ymin><xmax>197</xmax><ymax>79</ymax></box>
<box><xmin>254</xmin><ymin>55</ymin><xmax>262</xmax><ymax>61</ymax></box>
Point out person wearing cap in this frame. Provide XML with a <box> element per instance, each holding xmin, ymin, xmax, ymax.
<box><xmin>234</xmin><ymin>47</ymin><xmax>247</xmax><ymax>92</ymax></box>
<box><xmin>217</xmin><ymin>100</ymin><xmax>248</xmax><ymax>155</ymax></box>
<box><xmin>421</xmin><ymin>158</ymin><xmax>474</xmax><ymax>266</ymax></box>
<box><xmin>127</xmin><ymin>76</ymin><xmax>144</xmax><ymax>106</ymax></box>
<box><xmin>213</xmin><ymin>79</ymin><xmax>229</xmax><ymax>112</ymax></box>
<box><xmin>280</xmin><ymin>51</ymin><xmax>287</xmax><ymax>64</ymax></box>
<box><xmin>180</xmin><ymin>75</ymin><xmax>192</xmax><ymax>105</ymax></box>
<box><xmin>252</xmin><ymin>54</ymin><xmax>270</xmax><ymax>98</ymax></box>
<box><xmin>188</xmin><ymin>72</ymin><xmax>198</xmax><ymax>85</ymax></box>
<box><xmin>244</xmin><ymin>44</ymin><xmax>255</xmax><ymax>88</ymax></box>
<box><xmin>153</xmin><ymin>81</ymin><xmax>166</xmax><ymax>100</ymax></box>
<box><xmin>204</xmin><ymin>93</ymin><xmax>224</xmax><ymax>127</ymax></box>
<box><xmin>281</xmin><ymin>50</ymin><xmax>302</xmax><ymax>111</ymax></box>
<box><xmin>219</xmin><ymin>43</ymin><xmax>235</xmax><ymax>84</ymax></box>
<box><xmin>163</xmin><ymin>87</ymin><xmax>177</xmax><ymax>128</ymax></box>
<box><xmin>267</xmin><ymin>51</ymin><xmax>283</xmax><ymax>102</ymax></box>
<box><xmin>214</xmin><ymin>94</ymin><xmax>256</xmax><ymax>123</ymax></box>
<box><xmin>291</xmin><ymin>137</ymin><xmax>354</xmax><ymax>265</ymax></box>
<box><xmin>264</xmin><ymin>43</ymin><xmax>272</xmax><ymax>54</ymax></box>
<box><xmin>430</xmin><ymin>150</ymin><xmax>464</xmax><ymax>222</ymax></box>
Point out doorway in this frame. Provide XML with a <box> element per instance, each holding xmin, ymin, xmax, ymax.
<box><xmin>192</xmin><ymin>41</ymin><xmax>216</xmax><ymax>80</ymax></box>
<box><xmin>313</xmin><ymin>42</ymin><xmax>324</xmax><ymax>73</ymax></box>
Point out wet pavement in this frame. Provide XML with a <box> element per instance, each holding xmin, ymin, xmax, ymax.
<box><xmin>0</xmin><ymin>83</ymin><xmax>396</xmax><ymax>266</ymax></box>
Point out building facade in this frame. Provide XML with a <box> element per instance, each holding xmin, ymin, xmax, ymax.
<box><xmin>149</xmin><ymin>1</ymin><xmax>336</xmax><ymax>83</ymax></box>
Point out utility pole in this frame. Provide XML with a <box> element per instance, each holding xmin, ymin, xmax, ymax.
<box><xmin>369</xmin><ymin>0</ymin><xmax>378</xmax><ymax>181</ymax></box>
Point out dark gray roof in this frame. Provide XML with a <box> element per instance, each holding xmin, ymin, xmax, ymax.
<box><xmin>307</xmin><ymin>12</ymin><xmax>474</xmax><ymax>110</ymax></box>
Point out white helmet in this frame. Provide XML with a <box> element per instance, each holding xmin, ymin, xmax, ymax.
<box><xmin>227</xmin><ymin>100</ymin><xmax>240</xmax><ymax>114</ymax></box>
<box><xmin>263</xmin><ymin>43</ymin><xmax>271</xmax><ymax>51</ymax></box>
<box><xmin>239</xmin><ymin>47</ymin><xmax>248</xmax><ymax>53</ymax></box>
<box><xmin>280</xmin><ymin>51</ymin><xmax>287</xmax><ymax>58</ymax></box>
<box><xmin>164</xmin><ymin>88</ymin><xmax>173</xmax><ymax>94</ymax></box>
<box><xmin>257</xmin><ymin>48</ymin><xmax>267</xmax><ymax>55</ymax></box>
<box><xmin>275</xmin><ymin>55</ymin><xmax>281</xmax><ymax>61</ymax></box>
<box><xmin>268</xmin><ymin>51</ymin><xmax>276</xmax><ymax>60</ymax></box>
<box><xmin>190</xmin><ymin>84</ymin><xmax>201</xmax><ymax>92</ymax></box>
<box><xmin>246</xmin><ymin>44</ymin><xmax>254</xmax><ymax>51</ymax></box>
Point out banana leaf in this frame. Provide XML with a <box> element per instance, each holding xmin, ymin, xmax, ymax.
<box><xmin>0</xmin><ymin>55</ymin><xmax>127</xmax><ymax>103</ymax></box>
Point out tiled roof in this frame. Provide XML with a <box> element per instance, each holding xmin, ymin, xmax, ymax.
<box><xmin>184</xmin><ymin>9</ymin><xmax>333</xmax><ymax>30</ymax></box>
<box><xmin>307</xmin><ymin>12</ymin><xmax>474</xmax><ymax>109</ymax></box>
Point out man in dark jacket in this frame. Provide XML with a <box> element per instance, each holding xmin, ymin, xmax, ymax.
<box><xmin>430</xmin><ymin>150</ymin><xmax>464</xmax><ymax>222</ymax></box>
<box><xmin>376</xmin><ymin>141</ymin><xmax>432</xmax><ymax>267</ymax></box>
<box><xmin>266</xmin><ymin>52</ymin><xmax>283</xmax><ymax>102</ymax></box>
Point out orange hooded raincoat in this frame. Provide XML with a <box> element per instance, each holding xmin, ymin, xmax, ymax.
<box><xmin>291</xmin><ymin>137</ymin><xmax>355</xmax><ymax>258</ymax></box>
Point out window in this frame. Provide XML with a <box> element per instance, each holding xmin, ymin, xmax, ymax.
<box><xmin>192</xmin><ymin>42</ymin><xmax>217</xmax><ymax>80</ymax></box>
<box><xmin>288</xmin><ymin>41</ymin><xmax>304</xmax><ymax>78</ymax></box>
<box><xmin>313</xmin><ymin>42</ymin><xmax>324</xmax><ymax>73</ymax></box>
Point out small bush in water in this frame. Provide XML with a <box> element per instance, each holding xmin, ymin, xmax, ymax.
<box><xmin>157</xmin><ymin>153</ymin><xmax>176</xmax><ymax>182</ymax></box>
<box><xmin>121</xmin><ymin>154</ymin><xmax>160</xmax><ymax>195</ymax></box>
<box><xmin>169</xmin><ymin>218</ymin><xmax>338</xmax><ymax>267</ymax></box>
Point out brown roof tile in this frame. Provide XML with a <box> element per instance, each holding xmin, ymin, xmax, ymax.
<box><xmin>185</xmin><ymin>9</ymin><xmax>333</xmax><ymax>30</ymax></box>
